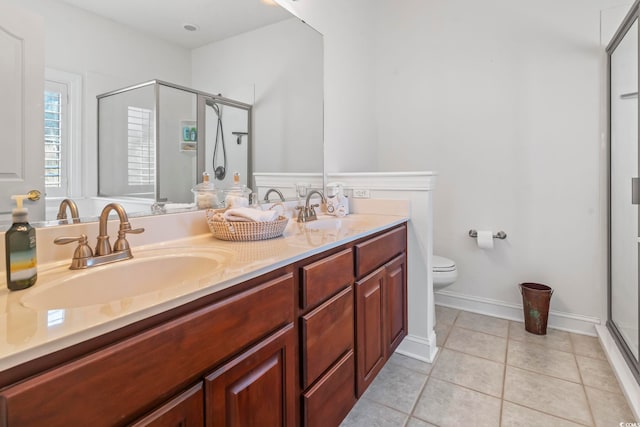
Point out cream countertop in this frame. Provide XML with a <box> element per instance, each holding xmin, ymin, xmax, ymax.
<box><xmin>0</xmin><ymin>212</ymin><xmax>407</xmax><ymax>371</ymax></box>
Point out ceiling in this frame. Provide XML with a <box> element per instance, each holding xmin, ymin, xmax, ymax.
<box><xmin>57</xmin><ymin>0</ymin><xmax>293</xmax><ymax>49</ymax></box>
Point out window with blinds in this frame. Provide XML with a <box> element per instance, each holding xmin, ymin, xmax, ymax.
<box><xmin>44</xmin><ymin>80</ymin><xmax>68</xmax><ymax>197</ymax></box>
<box><xmin>127</xmin><ymin>106</ymin><xmax>155</xmax><ymax>186</ymax></box>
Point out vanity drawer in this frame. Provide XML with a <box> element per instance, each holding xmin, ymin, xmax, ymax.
<box><xmin>0</xmin><ymin>273</ymin><xmax>294</xmax><ymax>427</ymax></box>
<box><xmin>301</xmin><ymin>286</ymin><xmax>354</xmax><ymax>388</ymax></box>
<box><xmin>355</xmin><ymin>225</ymin><xmax>406</xmax><ymax>278</ymax></box>
<box><xmin>301</xmin><ymin>248</ymin><xmax>354</xmax><ymax>310</ymax></box>
<box><xmin>302</xmin><ymin>350</ymin><xmax>356</xmax><ymax>427</ymax></box>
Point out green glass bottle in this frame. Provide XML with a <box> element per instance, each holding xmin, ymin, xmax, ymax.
<box><xmin>5</xmin><ymin>195</ymin><xmax>37</xmax><ymax>291</ymax></box>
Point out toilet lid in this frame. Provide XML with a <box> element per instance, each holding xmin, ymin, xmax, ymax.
<box><xmin>433</xmin><ymin>255</ymin><xmax>456</xmax><ymax>272</ymax></box>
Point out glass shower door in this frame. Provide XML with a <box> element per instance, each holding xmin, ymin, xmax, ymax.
<box><xmin>609</xmin><ymin>14</ymin><xmax>640</xmax><ymax>376</ymax></box>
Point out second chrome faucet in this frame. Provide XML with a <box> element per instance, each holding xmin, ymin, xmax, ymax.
<box><xmin>54</xmin><ymin>203</ymin><xmax>145</xmax><ymax>269</ymax></box>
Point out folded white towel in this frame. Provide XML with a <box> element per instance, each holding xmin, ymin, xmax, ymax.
<box><xmin>224</xmin><ymin>207</ymin><xmax>279</xmax><ymax>222</ymax></box>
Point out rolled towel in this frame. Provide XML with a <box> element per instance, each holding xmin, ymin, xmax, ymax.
<box><xmin>224</xmin><ymin>207</ymin><xmax>279</xmax><ymax>222</ymax></box>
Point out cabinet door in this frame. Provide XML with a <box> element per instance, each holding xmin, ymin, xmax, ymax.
<box><xmin>355</xmin><ymin>267</ymin><xmax>386</xmax><ymax>396</ymax></box>
<box><xmin>204</xmin><ymin>324</ymin><xmax>296</xmax><ymax>427</ymax></box>
<box><xmin>130</xmin><ymin>383</ymin><xmax>204</xmax><ymax>427</ymax></box>
<box><xmin>386</xmin><ymin>254</ymin><xmax>407</xmax><ymax>355</ymax></box>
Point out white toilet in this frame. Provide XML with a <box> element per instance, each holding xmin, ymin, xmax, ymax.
<box><xmin>433</xmin><ymin>255</ymin><xmax>458</xmax><ymax>290</ymax></box>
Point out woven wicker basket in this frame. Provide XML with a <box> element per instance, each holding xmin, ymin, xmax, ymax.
<box><xmin>206</xmin><ymin>209</ymin><xmax>288</xmax><ymax>241</ymax></box>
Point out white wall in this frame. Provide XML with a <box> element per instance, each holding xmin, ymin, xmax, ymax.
<box><xmin>7</xmin><ymin>0</ymin><xmax>192</xmax><ymax>200</ymax></box>
<box><xmin>191</xmin><ymin>18</ymin><xmax>323</xmax><ymax>177</ymax></box>
<box><xmin>281</xmin><ymin>0</ymin><xmax>626</xmax><ymax>331</ymax></box>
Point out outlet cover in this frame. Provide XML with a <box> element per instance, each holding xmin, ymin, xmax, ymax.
<box><xmin>352</xmin><ymin>189</ymin><xmax>371</xmax><ymax>198</ymax></box>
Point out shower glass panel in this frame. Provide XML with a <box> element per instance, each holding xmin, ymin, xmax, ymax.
<box><xmin>157</xmin><ymin>85</ymin><xmax>197</xmax><ymax>204</ymax></box>
<box><xmin>609</xmin><ymin>8</ymin><xmax>640</xmax><ymax>381</ymax></box>
<box><xmin>98</xmin><ymin>84</ymin><xmax>157</xmax><ymax>200</ymax></box>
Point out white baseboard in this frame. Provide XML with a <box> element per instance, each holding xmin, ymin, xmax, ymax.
<box><xmin>434</xmin><ymin>289</ymin><xmax>600</xmax><ymax>336</ymax></box>
<box><xmin>595</xmin><ymin>325</ymin><xmax>640</xmax><ymax>421</ymax></box>
<box><xmin>395</xmin><ymin>333</ymin><xmax>439</xmax><ymax>363</ymax></box>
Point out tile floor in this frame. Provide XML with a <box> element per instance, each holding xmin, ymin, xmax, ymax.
<box><xmin>340</xmin><ymin>305</ymin><xmax>637</xmax><ymax>427</ymax></box>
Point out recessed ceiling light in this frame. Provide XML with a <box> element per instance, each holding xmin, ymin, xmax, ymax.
<box><xmin>183</xmin><ymin>23</ymin><xmax>199</xmax><ymax>32</ymax></box>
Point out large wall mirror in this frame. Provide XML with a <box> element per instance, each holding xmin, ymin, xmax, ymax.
<box><xmin>0</xmin><ymin>0</ymin><xmax>323</xmax><ymax>226</ymax></box>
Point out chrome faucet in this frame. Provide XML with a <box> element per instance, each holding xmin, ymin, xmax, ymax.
<box><xmin>54</xmin><ymin>203</ymin><xmax>145</xmax><ymax>269</ymax></box>
<box><xmin>296</xmin><ymin>190</ymin><xmax>326</xmax><ymax>223</ymax></box>
<box><xmin>264</xmin><ymin>188</ymin><xmax>285</xmax><ymax>202</ymax></box>
<box><xmin>56</xmin><ymin>198</ymin><xmax>80</xmax><ymax>223</ymax></box>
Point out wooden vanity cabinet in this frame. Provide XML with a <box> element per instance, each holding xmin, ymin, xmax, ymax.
<box><xmin>0</xmin><ymin>222</ymin><xmax>408</xmax><ymax>427</ymax></box>
<box><xmin>354</xmin><ymin>227</ymin><xmax>408</xmax><ymax>397</ymax></box>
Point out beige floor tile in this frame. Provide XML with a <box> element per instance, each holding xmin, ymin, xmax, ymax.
<box><xmin>405</xmin><ymin>417</ymin><xmax>437</xmax><ymax>427</ymax></box>
<box><xmin>389</xmin><ymin>352</ymin><xmax>433</xmax><ymax>375</ymax></box>
<box><xmin>435</xmin><ymin>305</ymin><xmax>459</xmax><ymax>325</ymax></box>
<box><xmin>445</xmin><ymin>326</ymin><xmax>507</xmax><ymax>363</ymax></box>
<box><xmin>431</xmin><ymin>348</ymin><xmax>504</xmax><ymax>397</ymax></box>
<box><xmin>585</xmin><ymin>386</ymin><xmax>636</xmax><ymax>427</ymax></box>
<box><xmin>570</xmin><ymin>334</ymin><xmax>606</xmax><ymax>360</ymax></box>
<box><xmin>501</xmin><ymin>401</ymin><xmax>586</xmax><ymax>427</ymax></box>
<box><xmin>503</xmin><ymin>366</ymin><xmax>593</xmax><ymax>426</ymax></box>
<box><xmin>435</xmin><ymin>322</ymin><xmax>451</xmax><ymax>348</ymax></box>
<box><xmin>413</xmin><ymin>378</ymin><xmax>501</xmax><ymax>427</ymax></box>
<box><xmin>362</xmin><ymin>361</ymin><xmax>427</xmax><ymax>413</ymax></box>
<box><xmin>339</xmin><ymin>397</ymin><xmax>408</xmax><ymax>427</ymax></box>
<box><xmin>508</xmin><ymin>321</ymin><xmax>573</xmax><ymax>353</ymax></box>
<box><xmin>576</xmin><ymin>355</ymin><xmax>622</xmax><ymax>394</ymax></box>
<box><xmin>454</xmin><ymin>311</ymin><xmax>509</xmax><ymax>337</ymax></box>
<box><xmin>507</xmin><ymin>339</ymin><xmax>581</xmax><ymax>383</ymax></box>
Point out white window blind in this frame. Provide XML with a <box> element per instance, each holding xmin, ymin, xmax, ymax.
<box><xmin>127</xmin><ymin>106</ymin><xmax>155</xmax><ymax>186</ymax></box>
<box><xmin>44</xmin><ymin>80</ymin><xmax>68</xmax><ymax>197</ymax></box>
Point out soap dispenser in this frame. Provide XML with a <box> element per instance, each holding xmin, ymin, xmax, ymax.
<box><xmin>5</xmin><ymin>194</ymin><xmax>37</xmax><ymax>290</ymax></box>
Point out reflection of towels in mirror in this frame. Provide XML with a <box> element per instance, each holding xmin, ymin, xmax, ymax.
<box><xmin>225</xmin><ymin>196</ymin><xmax>249</xmax><ymax>209</ymax></box>
<box><xmin>224</xmin><ymin>208</ymin><xmax>278</xmax><ymax>222</ymax></box>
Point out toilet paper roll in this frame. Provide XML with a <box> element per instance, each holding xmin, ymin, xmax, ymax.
<box><xmin>476</xmin><ymin>230</ymin><xmax>494</xmax><ymax>250</ymax></box>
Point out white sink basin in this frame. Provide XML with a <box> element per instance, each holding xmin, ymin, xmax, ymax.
<box><xmin>20</xmin><ymin>251</ymin><xmax>227</xmax><ymax>310</ymax></box>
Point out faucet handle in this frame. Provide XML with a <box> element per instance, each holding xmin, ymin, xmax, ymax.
<box><xmin>54</xmin><ymin>235</ymin><xmax>88</xmax><ymax>246</ymax></box>
<box><xmin>54</xmin><ymin>234</ymin><xmax>94</xmax><ymax>266</ymax></box>
<box><xmin>124</xmin><ymin>227</ymin><xmax>145</xmax><ymax>235</ymax></box>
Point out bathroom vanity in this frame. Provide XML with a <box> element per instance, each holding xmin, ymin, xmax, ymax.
<box><xmin>0</xmin><ymin>215</ymin><xmax>407</xmax><ymax>426</ymax></box>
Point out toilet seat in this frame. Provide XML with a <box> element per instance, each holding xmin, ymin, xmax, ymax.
<box><xmin>433</xmin><ymin>255</ymin><xmax>456</xmax><ymax>272</ymax></box>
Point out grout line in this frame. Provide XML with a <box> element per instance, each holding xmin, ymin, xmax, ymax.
<box><xmin>406</xmin><ymin>374</ymin><xmax>430</xmax><ymax>425</ymax></box>
<box><xmin>498</xmin><ymin>321</ymin><xmax>511</xmax><ymax>426</ymax></box>
<box><xmin>501</xmin><ymin>399</ymin><xmax>592</xmax><ymax>427</ymax></box>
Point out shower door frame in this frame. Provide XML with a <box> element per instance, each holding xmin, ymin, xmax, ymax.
<box><xmin>607</xmin><ymin>0</ymin><xmax>640</xmax><ymax>384</ymax></box>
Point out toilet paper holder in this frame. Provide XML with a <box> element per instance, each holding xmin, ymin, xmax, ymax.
<box><xmin>468</xmin><ymin>229</ymin><xmax>507</xmax><ymax>239</ymax></box>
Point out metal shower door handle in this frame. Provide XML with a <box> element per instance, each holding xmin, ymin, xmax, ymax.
<box><xmin>633</xmin><ymin>178</ymin><xmax>640</xmax><ymax>205</ymax></box>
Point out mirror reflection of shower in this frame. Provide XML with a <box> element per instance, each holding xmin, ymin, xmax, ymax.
<box><xmin>97</xmin><ymin>80</ymin><xmax>251</xmax><ymax>211</ymax></box>
<box><xmin>207</xmin><ymin>101</ymin><xmax>227</xmax><ymax>181</ymax></box>
<box><xmin>203</xmin><ymin>97</ymin><xmax>250</xmax><ymax>190</ymax></box>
